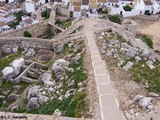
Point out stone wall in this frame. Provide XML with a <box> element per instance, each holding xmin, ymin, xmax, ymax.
<box><xmin>0</xmin><ymin>33</ymin><xmax>85</xmax><ymax>50</ymax></box>
<box><xmin>0</xmin><ymin>20</ymin><xmax>51</xmax><ymax>38</ymax></box>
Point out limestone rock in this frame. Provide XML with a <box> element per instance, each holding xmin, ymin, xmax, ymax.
<box><xmin>2</xmin><ymin>66</ymin><xmax>14</xmax><ymax>79</ymax></box>
<box><xmin>123</xmin><ymin>100</ymin><xmax>135</xmax><ymax>109</ymax></box>
<box><xmin>27</xmin><ymin>85</ymin><xmax>40</xmax><ymax>100</ymax></box>
<box><xmin>27</xmin><ymin>97</ymin><xmax>40</xmax><ymax>109</ymax></box>
<box><xmin>138</xmin><ymin>97</ymin><xmax>153</xmax><ymax>109</ymax></box>
<box><xmin>51</xmin><ymin>59</ymin><xmax>69</xmax><ymax>76</ymax></box>
<box><xmin>148</xmin><ymin>92</ymin><xmax>159</xmax><ymax>97</ymax></box>
<box><xmin>123</xmin><ymin>61</ymin><xmax>134</xmax><ymax>71</ymax></box>
<box><xmin>10</xmin><ymin>58</ymin><xmax>25</xmax><ymax>75</ymax></box>
<box><xmin>38</xmin><ymin>95</ymin><xmax>49</xmax><ymax>105</ymax></box>
<box><xmin>14</xmin><ymin>85</ymin><xmax>21</xmax><ymax>90</ymax></box>
<box><xmin>53</xmin><ymin>109</ymin><xmax>62</xmax><ymax>116</ymax></box>
<box><xmin>133</xmin><ymin>95</ymin><xmax>144</xmax><ymax>101</ymax></box>
<box><xmin>8</xmin><ymin>94</ymin><xmax>18</xmax><ymax>101</ymax></box>
<box><xmin>135</xmin><ymin>56</ymin><xmax>142</xmax><ymax>62</ymax></box>
<box><xmin>117</xmin><ymin>60</ymin><xmax>125</xmax><ymax>67</ymax></box>
<box><xmin>146</xmin><ymin>60</ymin><xmax>155</xmax><ymax>69</ymax></box>
<box><xmin>0</xmin><ymin>95</ymin><xmax>5</xmax><ymax>100</ymax></box>
<box><xmin>141</xmin><ymin>49</ymin><xmax>151</xmax><ymax>58</ymax></box>
<box><xmin>26</xmin><ymin>48</ymin><xmax>36</xmax><ymax>57</ymax></box>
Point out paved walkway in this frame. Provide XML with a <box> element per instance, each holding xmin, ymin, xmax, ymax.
<box><xmin>83</xmin><ymin>19</ymin><xmax>126</xmax><ymax>120</ymax></box>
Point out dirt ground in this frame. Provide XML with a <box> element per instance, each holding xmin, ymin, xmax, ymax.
<box><xmin>132</xmin><ymin>17</ymin><xmax>160</xmax><ymax>51</ymax></box>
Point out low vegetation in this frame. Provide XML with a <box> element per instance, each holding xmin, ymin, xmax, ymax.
<box><xmin>108</xmin><ymin>15</ymin><xmax>122</xmax><ymax>24</ymax></box>
<box><xmin>23</xmin><ymin>30</ymin><xmax>32</xmax><ymax>37</ymax></box>
<box><xmin>123</xmin><ymin>5</ymin><xmax>133</xmax><ymax>11</ymax></box>
<box><xmin>56</xmin><ymin>18</ymin><xmax>72</xmax><ymax>29</ymax></box>
<box><xmin>141</xmin><ymin>34</ymin><xmax>153</xmax><ymax>48</ymax></box>
<box><xmin>41</xmin><ymin>10</ymin><xmax>51</xmax><ymax>19</ymax></box>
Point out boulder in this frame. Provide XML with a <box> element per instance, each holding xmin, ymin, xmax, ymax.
<box><xmin>51</xmin><ymin>59</ymin><xmax>69</xmax><ymax>75</ymax></box>
<box><xmin>123</xmin><ymin>100</ymin><xmax>135</xmax><ymax>109</ymax></box>
<box><xmin>141</xmin><ymin>49</ymin><xmax>151</xmax><ymax>58</ymax></box>
<box><xmin>121</xmin><ymin>42</ymin><xmax>131</xmax><ymax>49</ymax></box>
<box><xmin>53</xmin><ymin>44</ymin><xmax>64</xmax><ymax>53</ymax></box>
<box><xmin>135</xmin><ymin>56</ymin><xmax>142</xmax><ymax>62</ymax></box>
<box><xmin>0</xmin><ymin>95</ymin><xmax>5</xmax><ymax>100</ymax></box>
<box><xmin>53</xmin><ymin>109</ymin><xmax>62</xmax><ymax>116</ymax></box>
<box><xmin>138</xmin><ymin>97</ymin><xmax>153</xmax><ymax>109</ymax></box>
<box><xmin>133</xmin><ymin>95</ymin><xmax>144</xmax><ymax>101</ymax></box>
<box><xmin>123</xmin><ymin>61</ymin><xmax>134</xmax><ymax>71</ymax></box>
<box><xmin>27</xmin><ymin>97</ymin><xmax>40</xmax><ymax>109</ymax></box>
<box><xmin>26</xmin><ymin>48</ymin><xmax>36</xmax><ymax>57</ymax></box>
<box><xmin>71</xmin><ymin>55</ymin><xmax>81</xmax><ymax>63</ymax></box>
<box><xmin>10</xmin><ymin>58</ymin><xmax>25</xmax><ymax>75</ymax></box>
<box><xmin>41</xmin><ymin>72</ymin><xmax>52</xmax><ymax>83</ymax></box>
<box><xmin>14</xmin><ymin>85</ymin><xmax>21</xmax><ymax>90</ymax></box>
<box><xmin>8</xmin><ymin>94</ymin><xmax>18</xmax><ymax>101</ymax></box>
<box><xmin>12</xmin><ymin>47</ymin><xmax>18</xmax><ymax>54</ymax></box>
<box><xmin>38</xmin><ymin>95</ymin><xmax>49</xmax><ymax>105</ymax></box>
<box><xmin>146</xmin><ymin>60</ymin><xmax>155</xmax><ymax>69</ymax></box>
<box><xmin>120</xmin><ymin>48</ymin><xmax>128</xmax><ymax>54</ymax></box>
<box><xmin>117</xmin><ymin>60</ymin><xmax>125</xmax><ymax>67</ymax></box>
<box><xmin>148</xmin><ymin>92</ymin><xmax>159</xmax><ymax>97</ymax></box>
<box><xmin>2</xmin><ymin>66</ymin><xmax>14</xmax><ymax>79</ymax></box>
<box><xmin>27</xmin><ymin>85</ymin><xmax>40</xmax><ymax>100</ymax></box>
<box><xmin>105</xmin><ymin>50</ymin><xmax>113</xmax><ymax>57</ymax></box>
<box><xmin>125</xmin><ymin>47</ymin><xmax>137</xmax><ymax>58</ymax></box>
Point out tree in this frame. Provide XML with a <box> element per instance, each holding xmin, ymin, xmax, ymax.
<box><xmin>123</xmin><ymin>5</ymin><xmax>133</xmax><ymax>11</ymax></box>
<box><xmin>41</xmin><ymin>10</ymin><xmax>50</xmax><ymax>19</ymax></box>
<box><xmin>23</xmin><ymin>30</ymin><xmax>32</xmax><ymax>37</ymax></box>
<box><xmin>102</xmin><ymin>8</ymin><xmax>108</xmax><ymax>14</ymax></box>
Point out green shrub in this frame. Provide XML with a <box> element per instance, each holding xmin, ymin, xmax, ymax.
<box><xmin>108</xmin><ymin>15</ymin><xmax>122</xmax><ymax>24</ymax></box>
<box><xmin>123</xmin><ymin>5</ymin><xmax>133</xmax><ymax>11</ymax></box>
<box><xmin>102</xmin><ymin>8</ymin><xmax>108</xmax><ymax>14</ymax></box>
<box><xmin>141</xmin><ymin>34</ymin><xmax>153</xmax><ymax>48</ymax></box>
<box><xmin>23</xmin><ymin>30</ymin><xmax>32</xmax><ymax>37</ymax></box>
<box><xmin>41</xmin><ymin>10</ymin><xmax>50</xmax><ymax>19</ymax></box>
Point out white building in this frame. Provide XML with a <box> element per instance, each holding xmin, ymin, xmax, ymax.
<box><xmin>25</xmin><ymin>0</ymin><xmax>36</xmax><ymax>13</ymax></box>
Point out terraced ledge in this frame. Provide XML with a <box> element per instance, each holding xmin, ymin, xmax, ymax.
<box><xmin>0</xmin><ymin>112</ymin><xmax>93</xmax><ymax>120</ymax></box>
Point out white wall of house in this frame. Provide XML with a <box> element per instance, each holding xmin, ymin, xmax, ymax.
<box><xmin>25</xmin><ymin>0</ymin><xmax>35</xmax><ymax>13</ymax></box>
<box><xmin>144</xmin><ymin>5</ymin><xmax>153</xmax><ymax>11</ymax></box>
<box><xmin>109</xmin><ymin>7</ymin><xmax>123</xmax><ymax>14</ymax></box>
<box><xmin>135</xmin><ymin>0</ymin><xmax>145</xmax><ymax>11</ymax></box>
<box><xmin>8</xmin><ymin>0</ymin><xmax>14</xmax><ymax>3</ymax></box>
<box><xmin>73</xmin><ymin>11</ymin><xmax>81</xmax><ymax>18</ymax></box>
<box><xmin>123</xmin><ymin>9</ymin><xmax>141</xmax><ymax>17</ymax></box>
<box><xmin>81</xmin><ymin>5</ymin><xmax>89</xmax><ymax>9</ymax></box>
<box><xmin>39</xmin><ymin>0</ymin><xmax>46</xmax><ymax>4</ymax></box>
<box><xmin>62</xmin><ymin>0</ymin><xmax>69</xmax><ymax>5</ymax></box>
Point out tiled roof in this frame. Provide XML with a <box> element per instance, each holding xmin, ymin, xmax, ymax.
<box><xmin>73</xmin><ymin>1</ymin><xmax>81</xmax><ymax>6</ymax></box>
<box><xmin>97</xmin><ymin>0</ymin><xmax>106</xmax><ymax>2</ymax></box>
<box><xmin>108</xmin><ymin>0</ymin><xmax>119</xmax><ymax>3</ymax></box>
<box><xmin>144</xmin><ymin>1</ymin><xmax>152</xmax><ymax>5</ymax></box>
<box><xmin>24</xmin><ymin>18</ymin><xmax>33</xmax><ymax>24</ymax></box>
<box><xmin>74</xmin><ymin>6</ymin><xmax>81</xmax><ymax>11</ymax></box>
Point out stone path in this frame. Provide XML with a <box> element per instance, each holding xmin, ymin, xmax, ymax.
<box><xmin>83</xmin><ymin>19</ymin><xmax>126</xmax><ymax>120</ymax></box>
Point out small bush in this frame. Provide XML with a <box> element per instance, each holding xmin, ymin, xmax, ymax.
<box><xmin>102</xmin><ymin>8</ymin><xmax>108</xmax><ymax>14</ymax></box>
<box><xmin>108</xmin><ymin>15</ymin><xmax>122</xmax><ymax>24</ymax></box>
<box><xmin>41</xmin><ymin>10</ymin><xmax>50</xmax><ymax>19</ymax></box>
<box><xmin>23</xmin><ymin>30</ymin><xmax>32</xmax><ymax>37</ymax></box>
<box><xmin>123</xmin><ymin>5</ymin><xmax>133</xmax><ymax>11</ymax></box>
<box><xmin>141</xmin><ymin>34</ymin><xmax>153</xmax><ymax>48</ymax></box>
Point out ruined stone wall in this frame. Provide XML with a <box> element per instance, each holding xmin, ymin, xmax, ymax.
<box><xmin>0</xmin><ymin>33</ymin><xmax>85</xmax><ymax>50</ymax></box>
<box><xmin>0</xmin><ymin>20</ymin><xmax>51</xmax><ymax>38</ymax></box>
<box><xmin>56</xmin><ymin>6</ymin><xmax>70</xmax><ymax>17</ymax></box>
